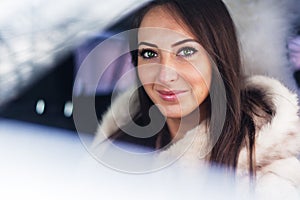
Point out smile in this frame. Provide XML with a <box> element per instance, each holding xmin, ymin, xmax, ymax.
<box><xmin>157</xmin><ymin>90</ymin><xmax>187</xmax><ymax>102</ymax></box>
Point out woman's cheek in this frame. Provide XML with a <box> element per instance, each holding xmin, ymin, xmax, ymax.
<box><xmin>137</xmin><ymin>64</ymin><xmax>157</xmax><ymax>84</ymax></box>
<box><xmin>181</xmin><ymin>69</ymin><xmax>210</xmax><ymax>105</ymax></box>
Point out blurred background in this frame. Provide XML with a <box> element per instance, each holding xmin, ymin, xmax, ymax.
<box><xmin>0</xmin><ymin>0</ymin><xmax>143</xmax><ymax>133</ymax></box>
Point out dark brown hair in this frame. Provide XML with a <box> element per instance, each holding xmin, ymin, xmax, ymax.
<box><xmin>115</xmin><ymin>0</ymin><xmax>275</xmax><ymax>175</ymax></box>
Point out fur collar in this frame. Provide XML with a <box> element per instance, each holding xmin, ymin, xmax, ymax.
<box><xmin>93</xmin><ymin>75</ymin><xmax>300</xmax><ymax>183</ymax></box>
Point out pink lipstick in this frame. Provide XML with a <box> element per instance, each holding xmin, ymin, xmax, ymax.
<box><xmin>157</xmin><ymin>90</ymin><xmax>187</xmax><ymax>102</ymax></box>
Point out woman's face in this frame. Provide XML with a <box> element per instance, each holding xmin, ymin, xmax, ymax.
<box><xmin>137</xmin><ymin>6</ymin><xmax>212</xmax><ymax>119</ymax></box>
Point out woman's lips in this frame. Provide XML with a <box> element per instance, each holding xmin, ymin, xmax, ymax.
<box><xmin>157</xmin><ymin>90</ymin><xmax>187</xmax><ymax>102</ymax></box>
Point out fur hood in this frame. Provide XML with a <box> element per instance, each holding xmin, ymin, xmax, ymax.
<box><xmin>93</xmin><ymin>75</ymin><xmax>300</xmax><ymax>198</ymax></box>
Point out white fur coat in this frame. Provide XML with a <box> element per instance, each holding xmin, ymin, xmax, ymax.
<box><xmin>93</xmin><ymin>75</ymin><xmax>300</xmax><ymax>199</ymax></box>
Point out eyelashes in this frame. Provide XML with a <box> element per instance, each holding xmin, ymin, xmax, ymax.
<box><xmin>177</xmin><ymin>47</ymin><xmax>198</xmax><ymax>57</ymax></box>
<box><xmin>138</xmin><ymin>47</ymin><xmax>198</xmax><ymax>60</ymax></box>
<box><xmin>139</xmin><ymin>49</ymin><xmax>158</xmax><ymax>59</ymax></box>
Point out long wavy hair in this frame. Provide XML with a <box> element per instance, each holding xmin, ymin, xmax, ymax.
<box><xmin>112</xmin><ymin>0</ymin><xmax>275</xmax><ymax>176</ymax></box>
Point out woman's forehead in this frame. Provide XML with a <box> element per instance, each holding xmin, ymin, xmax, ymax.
<box><xmin>137</xmin><ymin>27</ymin><xmax>197</xmax><ymax>49</ymax></box>
<box><xmin>139</xmin><ymin>6</ymin><xmax>194</xmax><ymax>39</ymax></box>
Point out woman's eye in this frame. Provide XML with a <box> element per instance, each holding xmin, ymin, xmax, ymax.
<box><xmin>177</xmin><ymin>47</ymin><xmax>198</xmax><ymax>57</ymax></box>
<box><xmin>139</xmin><ymin>49</ymin><xmax>158</xmax><ymax>59</ymax></box>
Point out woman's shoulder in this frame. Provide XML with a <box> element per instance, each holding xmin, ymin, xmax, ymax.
<box><xmin>92</xmin><ymin>88</ymin><xmax>140</xmax><ymax>148</ymax></box>
<box><xmin>239</xmin><ymin>75</ymin><xmax>300</xmax><ymax>193</ymax></box>
<box><xmin>244</xmin><ymin>75</ymin><xmax>299</xmax><ymax>108</ymax></box>
<box><xmin>241</xmin><ymin>75</ymin><xmax>300</xmax><ymax>161</ymax></box>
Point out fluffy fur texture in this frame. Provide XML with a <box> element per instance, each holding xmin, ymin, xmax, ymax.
<box><xmin>93</xmin><ymin>0</ymin><xmax>300</xmax><ymax>197</ymax></box>
<box><xmin>223</xmin><ymin>0</ymin><xmax>300</xmax><ymax>92</ymax></box>
<box><xmin>93</xmin><ymin>75</ymin><xmax>300</xmax><ymax>198</ymax></box>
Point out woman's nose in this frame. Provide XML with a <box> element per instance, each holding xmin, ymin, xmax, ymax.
<box><xmin>157</xmin><ymin>55</ymin><xmax>178</xmax><ymax>84</ymax></box>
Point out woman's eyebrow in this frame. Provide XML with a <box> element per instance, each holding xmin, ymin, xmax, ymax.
<box><xmin>172</xmin><ymin>39</ymin><xmax>198</xmax><ymax>47</ymax></box>
<box><xmin>138</xmin><ymin>39</ymin><xmax>198</xmax><ymax>48</ymax></box>
<box><xmin>138</xmin><ymin>42</ymin><xmax>158</xmax><ymax>48</ymax></box>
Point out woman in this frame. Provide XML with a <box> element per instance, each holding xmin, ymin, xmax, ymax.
<box><xmin>92</xmin><ymin>0</ymin><xmax>300</xmax><ymax>197</ymax></box>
